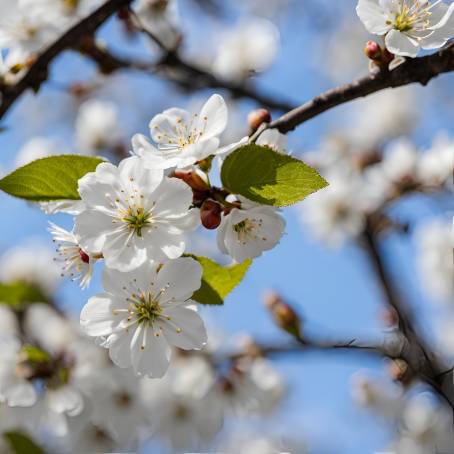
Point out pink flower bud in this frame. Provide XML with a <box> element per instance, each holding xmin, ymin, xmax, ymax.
<box><xmin>200</xmin><ymin>200</ymin><xmax>222</xmax><ymax>230</ymax></box>
<box><xmin>364</xmin><ymin>41</ymin><xmax>382</xmax><ymax>60</ymax></box>
<box><xmin>248</xmin><ymin>108</ymin><xmax>272</xmax><ymax>133</ymax></box>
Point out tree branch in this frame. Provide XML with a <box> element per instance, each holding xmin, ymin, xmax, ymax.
<box><xmin>0</xmin><ymin>0</ymin><xmax>133</xmax><ymax>122</ymax></box>
<box><xmin>266</xmin><ymin>42</ymin><xmax>454</xmax><ymax>134</ymax></box>
<box><xmin>362</xmin><ymin>219</ymin><xmax>454</xmax><ymax>409</ymax></box>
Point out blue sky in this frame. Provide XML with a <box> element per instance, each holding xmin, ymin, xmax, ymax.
<box><xmin>0</xmin><ymin>1</ymin><xmax>453</xmax><ymax>452</ymax></box>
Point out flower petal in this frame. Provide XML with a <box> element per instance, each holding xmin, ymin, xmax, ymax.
<box><xmin>385</xmin><ymin>29</ymin><xmax>420</xmax><ymax>57</ymax></box>
<box><xmin>194</xmin><ymin>94</ymin><xmax>228</xmax><ymax>140</ymax></box>
<box><xmin>155</xmin><ymin>257</ymin><xmax>203</xmax><ymax>302</ymax></box>
<box><xmin>130</xmin><ymin>324</ymin><xmax>171</xmax><ymax>377</ymax></box>
<box><xmin>356</xmin><ymin>0</ymin><xmax>391</xmax><ymax>35</ymax></box>
<box><xmin>80</xmin><ymin>294</ymin><xmax>124</xmax><ymax>337</ymax></box>
<box><xmin>160</xmin><ymin>304</ymin><xmax>207</xmax><ymax>350</ymax></box>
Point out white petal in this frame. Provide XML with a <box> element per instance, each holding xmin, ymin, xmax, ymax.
<box><xmin>155</xmin><ymin>257</ymin><xmax>203</xmax><ymax>302</ymax></box>
<box><xmin>130</xmin><ymin>324</ymin><xmax>171</xmax><ymax>377</ymax></box>
<box><xmin>80</xmin><ymin>294</ymin><xmax>123</xmax><ymax>337</ymax></box>
<box><xmin>108</xmin><ymin>330</ymin><xmax>133</xmax><ymax>368</ymax></box>
<box><xmin>74</xmin><ymin>210</ymin><xmax>111</xmax><ymax>253</ymax></box>
<box><xmin>160</xmin><ymin>304</ymin><xmax>207</xmax><ymax>350</ymax></box>
<box><xmin>152</xmin><ymin>177</ymin><xmax>193</xmax><ymax>218</ymax></box>
<box><xmin>385</xmin><ymin>29</ymin><xmax>420</xmax><ymax>57</ymax></box>
<box><xmin>3</xmin><ymin>381</ymin><xmax>37</xmax><ymax>407</ymax></box>
<box><xmin>102</xmin><ymin>233</ymin><xmax>148</xmax><ymax>272</ymax></box>
<box><xmin>77</xmin><ymin>162</ymin><xmax>118</xmax><ymax>207</ymax></box>
<box><xmin>195</xmin><ymin>94</ymin><xmax>228</xmax><ymax>140</ymax></box>
<box><xmin>47</xmin><ymin>386</ymin><xmax>84</xmax><ymax>416</ymax></box>
<box><xmin>356</xmin><ymin>0</ymin><xmax>391</xmax><ymax>34</ymax></box>
<box><xmin>118</xmin><ymin>156</ymin><xmax>164</xmax><ymax>195</ymax></box>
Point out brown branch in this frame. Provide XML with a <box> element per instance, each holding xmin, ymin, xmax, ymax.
<box><xmin>265</xmin><ymin>42</ymin><xmax>454</xmax><ymax>134</ymax></box>
<box><xmin>0</xmin><ymin>0</ymin><xmax>133</xmax><ymax>122</ymax></box>
<box><xmin>362</xmin><ymin>219</ymin><xmax>454</xmax><ymax>409</ymax></box>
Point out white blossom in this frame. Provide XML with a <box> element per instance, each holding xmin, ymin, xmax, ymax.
<box><xmin>416</xmin><ymin>219</ymin><xmax>454</xmax><ymax>303</ymax></box>
<box><xmin>256</xmin><ymin>128</ymin><xmax>288</xmax><ymax>153</ymax></box>
<box><xmin>132</xmin><ymin>94</ymin><xmax>239</xmax><ymax>169</ymax></box>
<box><xmin>80</xmin><ymin>258</ymin><xmax>207</xmax><ymax>378</ymax></box>
<box><xmin>141</xmin><ymin>357</ymin><xmax>223</xmax><ymax>450</ymax></box>
<box><xmin>24</xmin><ymin>304</ymin><xmax>74</xmax><ymax>354</ymax></box>
<box><xmin>417</xmin><ymin>133</ymin><xmax>454</xmax><ymax>187</ymax></box>
<box><xmin>15</xmin><ymin>137</ymin><xmax>65</xmax><ymax>168</ymax></box>
<box><xmin>356</xmin><ymin>0</ymin><xmax>454</xmax><ymax>57</ymax></box>
<box><xmin>217</xmin><ymin>196</ymin><xmax>285</xmax><ymax>263</ymax></box>
<box><xmin>49</xmin><ymin>223</ymin><xmax>97</xmax><ymax>289</ymax></box>
<box><xmin>0</xmin><ymin>336</ymin><xmax>37</xmax><ymax>407</ymax></box>
<box><xmin>213</xmin><ymin>18</ymin><xmax>279</xmax><ymax>80</ymax></box>
<box><xmin>0</xmin><ymin>243</ymin><xmax>61</xmax><ymax>295</ymax></box>
<box><xmin>74</xmin><ymin>156</ymin><xmax>198</xmax><ymax>271</ymax></box>
<box><xmin>299</xmin><ymin>173</ymin><xmax>378</xmax><ymax>247</ymax></box>
<box><xmin>216</xmin><ymin>357</ymin><xmax>285</xmax><ymax>415</ymax></box>
<box><xmin>135</xmin><ymin>0</ymin><xmax>181</xmax><ymax>50</ymax></box>
<box><xmin>0</xmin><ymin>1</ymin><xmax>59</xmax><ymax>54</ymax></box>
<box><xmin>75</xmin><ymin>99</ymin><xmax>120</xmax><ymax>152</ymax></box>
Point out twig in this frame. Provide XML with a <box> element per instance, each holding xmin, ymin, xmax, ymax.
<box><xmin>0</xmin><ymin>0</ymin><xmax>134</xmax><ymax>121</ymax></box>
<box><xmin>261</xmin><ymin>42</ymin><xmax>454</xmax><ymax>135</ymax></box>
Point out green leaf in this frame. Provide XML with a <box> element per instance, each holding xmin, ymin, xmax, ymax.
<box><xmin>3</xmin><ymin>431</ymin><xmax>47</xmax><ymax>454</ymax></box>
<box><xmin>188</xmin><ymin>255</ymin><xmax>251</xmax><ymax>305</ymax></box>
<box><xmin>0</xmin><ymin>155</ymin><xmax>104</xmax><ymax>201</ymax></box>
<box><xmin>0</xmin><ymin>281</ymin><xmax>49</xmax><ymax>309</ymax></box>
<box><xmin>221</xmin><ymin>144</ymin><xmax>328</xmax><ymax>207</ymax></box>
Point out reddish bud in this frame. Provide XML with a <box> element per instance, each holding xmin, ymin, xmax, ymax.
<box><xmin>388</xmin><ymin>359</ymin><xmax>412</xmax><ymax>384</ymax></box>
<box><xmin>263</xmin><ymin>290</ymin><xmax>301</xmax><ymax>338</ymax></box>
<box><xmin>364</xmin><ymin>41</ymin><xmax>382</xmax><ymax>60</ymax></box>
<box><xmin>248</xmin><ymin>108</ymin><xmax>271</xmax><ymax>133</ymax></box>
<box><xmin>200</xmin><ymin>200</ymin><xmax>222</xmax><ymax>230</ymax></box>
<box><xmin>379</xmin><ymin>307</ymin><xmax>399</xmax><ymax>329</ymax></box>
<box><xmin>117</xmin><ymin>8</ymin><xmax>130</xmax><ymax>20</ymax></box>
<box><xmin>174</xmin><ymin>168</ymin><xmax>210</xmax><ymax>192</ymax></box>
<box><xmin>79</xmin><ymin>250</ymin><xmax>90</xmax><ymax>264</ymax></box>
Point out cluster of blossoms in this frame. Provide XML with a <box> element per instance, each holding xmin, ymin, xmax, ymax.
<box><xmin>352</xmin><ymin>374</ymin><xmax>453</xmax><ymax>453</ymax></box>
<box><xmin>0</xmin><ymin>293</ymin><xmax>285</xmax><ymax>452</ymax></box>
<box><xmin>300</xmin><ymin>130</ymin><xmax>453</xmax><ymax>247</ymax></box>
<box><xmin>42</xmin><ymin>94</ymin><xmax>286</xmax><ymax>380</ymax></box>
<box><xmin>356</xmin><ymin>0</ymin><xmax>454</xmax><ymax>69</ymax></box>
<box><xmin>0</xmin><ymin>0</ymin><xmax>181</xmax><ymax>84</ymax></box>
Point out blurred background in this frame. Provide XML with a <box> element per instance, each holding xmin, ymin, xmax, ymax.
<box><xmin>0</xmin><ymin>0</ymin><xmax>452</xmax><ymax>453</ymax></box>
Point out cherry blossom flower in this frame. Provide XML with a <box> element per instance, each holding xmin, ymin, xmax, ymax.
<box><xmin>356</xmin><ymin>0</ymin><xmax>454</xmax><ymax>57</ymax></box>
<box><xmin>256</xmin><ymin>128</ymin><xmax>288</xmax><ymax>153</ymax></box>
<box><xmin>0</xmin><ymin>243</ymin><xmax>61</xmax><ymax>295</ymax></box>
<box><xmin>217</xmin><ymin>196</ymin><xmax>285</xmax><ymax>263</ymax></box>
<box><xmin>135</xmin><ymin>0</ymin><xmax>181</xmax><ymax>50</ymax></box>
<box><xmin>0</xmin><ymin>336</ymin><xmax>37</xmax><ymax>407</ymax></box>
<box><xmin>213</xmin><ymin>18</ymin><xmax>280</xmax><ymax>80</ymax></box>
<box><xmin>132</xmin><ymin>94</ymin><xmax>240</xmax><ymax>169</ymax></box>
<box><xmin>49</xmin><ymin>223</ymin><xmax>97</xmax><ymax>289</ymax></box>
<box><xmin>74</xmin><ymin>156</ymin><xmax>198</xmax><ymax>271</ymax></box>
<box><xmin>0</xmin><ymin>0</ymin><xmax>60</xmax><ymax>54</ymax></box>
<box><xmin>75</xmin><ymin>99</ymin><xmax>121</xmax><ymax>152</ymax></box>
<box><xmin>80</xmin><ymin>257</ymin><xmax>207</xmax><ymax>378</ymax></box>
<box><xmin>15</xmin><ymin>137</ymin><xmax>65</xmax><ymax>168</ymax></box>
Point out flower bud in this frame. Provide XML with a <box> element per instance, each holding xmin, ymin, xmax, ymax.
<box><xmin>200</xmin><ymin>199</ymin><xmax>222</xmax><ymax>230</ymax></box>
<box><xmin>388</xmin><ymin>358</ymin><xmax>412</xmax><ymax>385</ymax></box>
<box><xmin>364</xmin><ymin>40</ymin><xmax>382</xmax><ymax>61</ymax></box>
<box><xmin>379</xmin><ymin>307</ymin><xmax>398</xmax><ymax>329</ymax></box>
<box><xmin>263</xmin><ymin>290</ymin><xmax>301</xmax><ymax>338</ymax></box>
<box><xmin>248</xmin><ymin>108</ymin><xmax>271</xmax><ymax>133</ymax></box>
<box><xmin>174</xmin><ymin>168</ymin><xmax>210</xmax><ymax>192</ymax></box>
